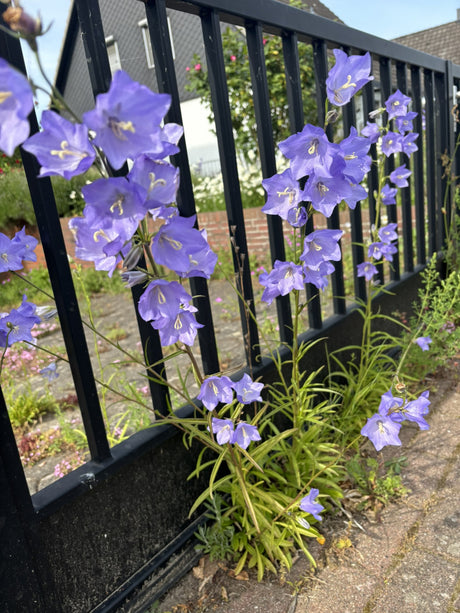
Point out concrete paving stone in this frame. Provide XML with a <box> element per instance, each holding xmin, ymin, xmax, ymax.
<box><xmin>371</xmin><ymin>548</ymin><xmax>460</xmax><ymax>612</ymax></box>
<box><xmin>296</xmin><ymin>566</ymin><xmax>377</xmax><ymax>612</ymax></box>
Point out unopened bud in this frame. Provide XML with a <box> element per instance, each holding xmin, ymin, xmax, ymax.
<box><xmin>369</xmin><ymin>107</ymin><xmax>384</xmax><ymax>119</ymax></box>
<box><xmin>325</xmin><ymin>109</ymin><xmax>340</xmax><ymax>124</ymax></box>
<box><xmin>121</xmin><ymin>270</ymin><xmax>148</xmax><ymax>288</ymax></box>
<box><xmin>123</xmin><ymin>243</ymin><xmax>143</xmax><ymax>270</ymax></box>
<box><xmin>3</xmin><ymin>6</ymin><xmax>41</xmax><ymax>37</ymax></box>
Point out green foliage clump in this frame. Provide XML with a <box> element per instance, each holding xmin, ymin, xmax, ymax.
<box><xmin>7</xmin><ymin>388</ymin><xmax>58</xmax><ymax>428</ymax></box>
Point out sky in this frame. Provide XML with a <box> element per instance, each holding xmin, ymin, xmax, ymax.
<box><xmin>14</xmin><ymin>0</ymin><xmax>460</xmax><ymax>114</ymax></box>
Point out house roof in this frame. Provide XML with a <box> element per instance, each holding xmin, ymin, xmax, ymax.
<box><xmin>392</xmin><ymin>17</ymin><xmax>460</xmax><ymax>66</ymax></box>
<box><xmin>276</xmin><ymin>0</ymin><xmax>343</xmax><ymax>23</ymax></box>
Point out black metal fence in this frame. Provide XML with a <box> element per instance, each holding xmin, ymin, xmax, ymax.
<box><xmin>0</xmin><ymin>0</ymin><xmax>458</xmax><ymax>611</ymax></box>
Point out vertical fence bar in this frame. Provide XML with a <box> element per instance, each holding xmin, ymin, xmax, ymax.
<box><xmin>379</xmin><ymin>56</ymin><xmax>400</xmax><ymax>280</ymax></box>
<box><xmin>200</xmin><ymin>8</ymin><xmax>260</xmax><ymax>367</ymax></box>
<box><xmin>75</xmin><ymin>0</ymin><xmax>174</xmax><ymax>414</ymax></box>
<box><xmin>283</xmin><ymin>33</ymin><xmax>322</xmax><ymax>328</ymax></box>
<box><xmin>445</xmin><ymin>61</ymin><xmax>456</xmax><ymax>227</ymax></box>
<box><xmin>410</xmin><ymin>65</ymin><xmax>426</xmax><ymax>266</ymax></box>
<box><xmin>145</xmin><ymin>0</ymin><xmax>220</xmax><ymax>376</ymax></box>
<box><xmin>0</xmin><ymin>21</ymin><xmax>111</xmax><ymax>462</ymax></box>
<box><xmin>312</xmin><ymin>39</ymin><xmax>347</xmax><ymax>313</ymax></box>
<box><xmin>424</xmin><ymin>69</ymin><xmax>437</xmax><ymax>255</ymax></box>
<box><xmin>245</xmin><ymin>22</ymin><xmax>293</xmax><ymax>345</ymax></box>
<box><xmin>435</xmin><ymin>71</ymin><xmax>448</xmax><ymax>250</ymax></box>
<box><xmin>341</xmin><ymin>47</ymin><xmax>366</xmax><ymax>302</ymax></box>
<box><xmin>396</xmin><ymin>61</ymin><xmax>414</xmax><ymax>273</ymax></box>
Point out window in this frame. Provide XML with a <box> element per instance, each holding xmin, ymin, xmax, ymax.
<box><xmin>138</xmin><ymin>17</ymin><xmax>175</xmax><ymax>69</ymax></box>
<box><xmin>105</xmin><ymin>36</ymin><xmax>122</xmax><ymax>74</ymax></box>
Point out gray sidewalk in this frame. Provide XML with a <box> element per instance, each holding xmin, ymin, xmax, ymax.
<box><xmin>156</xmin><ymin>365</ymin><xmax>460</xmax><ymax>613</ymax></box>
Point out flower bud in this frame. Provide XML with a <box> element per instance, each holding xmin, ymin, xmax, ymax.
<box><xmin>123</xmin><ymin>243</ymin><xmax>143</xmax><ymax>270</ymax></box>
<box><xmin>3</xmin><ymin>6</ymin><xmax>41</xmax><ymax>36</ymax></box>
<box><xmin>369</xmin><ymin>107</ymin><xmax>384</xmax><ymax>119</ymax></box>
<box><xmin>121</xmin><ymin>270</ymin><xmax>148</xmax><ymax>288</ymax></box>
<box><xmin>325</xmin><ymin>109</ymin><xmax>340</xmax><ymax>124</ymax></box>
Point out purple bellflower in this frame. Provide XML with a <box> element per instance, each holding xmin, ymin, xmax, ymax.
<box><xmin>395</xmin><ymin>111</ymin><xmax>417</xmax><ymax>134</ymax></box>
<box><xmin>22</xmin><ymin>110</ymin><xmax>96</xmax><ymax>179</ymax></box>
<box><xmin>0</xmin><ymin>58</ymin><xmax>34</xmax><ymax>156</ymax></box>
<box><xmin>0</xmin><ymin>232</ymin><xmax>26</xmax><ymax>272</ymax></box>
<box><xmin>278</xmin><ymin>124</ymin><xmax>338</xmax><ymax>180</ymax></box>
<box><xmin>390</xmin><ymin>391</ymin><xmax>431</xmax><ymax>430</ymax></box>
<box><xmin>385</xmin><ymin>89</ymin><xmax>411</xmax><ymax>119</ymax></box>
<box><xmin>415</xmin><ymin>336</ymin><xmax>432</xmax><ymax>351</ymax></box>
<box><xmin>82</xmin><ymin>70</ymin><xmax>171</xmax><ymax>170</ymax></box>
<box><xmin>152</xmin><ymin>309</ymin><xmax>203</xmax><ymax>347</ymax></box>
<box><xmin>300</xmin><ymin>229</ymin><xmax>343</xmax><ymax>270</ymax></box>
<box><xmin>381</xmin><ymin>184</ymin><xmax>397</xmax><ymax>206</ymax></box>
<box><xmin>232</xmin><ymin>373</ymin><xmax>264</xmax><ymax>404</ymax></box>
<box><xmin>378</xmin><ymin>389</ymin><xmax>404</xmax><ymax>417</ymax></box>
<box><xmin>299</xmin><ymin>488</ymin><xmax>324</xmax><ymax>521</ymax></box>
<box><xmin>357</xmin><ymin>261</ymin><xmax>378</xmax><ymax>281</ymax></box>
<box><xmin>381</xmin><ymin>132</ymin><xmax>403</xmax><ymax>157</ymax></box>
<box><xmin>361</xmin><ymin>121</ymin><xmax>380</xmax><ymax>143</ymax></box>
<box><xmin>326</xmin><ymin>49</ymin><xmax>373</xmax><ymax>107</ymax></box>
<box><xmin>69</xmin><ymin>216</ymin><xmax>130</xmax><ymax>276</ymax></box>
<box><xmin>0</xmin><ymin>298</ymin><xmax>40</xmax><ymax>347</ymax></box>
<box><xmin>304</xmin><ymin>163</ymin><xmax>351</xmax><ymax>218</ymax></box>
<box><xmin>40</xmin><ymin>361</ymin><xmax>59</xmax><ymax>381</ymax></box>
<box><xmin>151</xmin><ymin>215</ymin><xmax>217</xmax><ymax>279</ymax></box>
<box><xmin>231</xmin><ymin>422</ymin><xmax>261</xmax><ymax>450</ymax></box>
<box><xmin>390</xmin><ymin>164</ymin><xmax>411</xmax><ymax>188</ymax></box>
<box><xmin>210</xmin><ymin>417</ymin><xmax>234</xmax><ymax>445</ymax></box>
<box><xmin>303</xmin><ymin>260</ymin><xmax>335</xmax><ymax>290</ymax></box>
<box><xmin>361</xmin><ymin>413</ymin><xmax>402</xmax><ymax>451</ymax></box>
<box><xmin>82</xmin><ymin>177</ymin><xmax>147</xmax><ymax>231</ymax></box>
<box><xmin>378</xmin><ymin>223</ymin><xmax>398</xmax><ymax>243</ymax></box>
<box><xmin>261</xmin><ymin>168</ymin><xmax>307</xmax><ymax>223</ymax></box>
<box><xmin>128</xmin><ymin>156</ymin><xmax>180</xmax><ymax>213</ymax></box>
<box><xmin>338</xmin><ymin>126</ymin><xmax>372</xmax><ymax>184</ymax></box>
<box><xmin>12</xmin><ymin>227</ymin><xmax>38</xmax><ymax>263</ymax></box>
<box><xmin>138</xmin><ymin>279</ymin><xmax>195</xmax><ymax>322</ymax></box>
<box><xmin>368</xmin><ymin>241</ymin><xmax>397</xmax><ymax>263</ymax></box>
<box><xmin>259</xmin><ymin>260</ymin><xmax>305</xmax><ymax>305</ymax></box>
<box><xmin>402</xmin><ymin>133</ymin><xmax>419</xmax><ymax>157</ymax></box>
<box><xmin>197</xmin><ymin>375</ymin><xmax>234</xmax><ymax>411</ymax></box>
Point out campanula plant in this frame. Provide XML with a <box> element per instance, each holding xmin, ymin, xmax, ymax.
<box><xmin>0</xmin><ymin>4</ymin><xmax>439</xmax><ymax>578</ymax></box>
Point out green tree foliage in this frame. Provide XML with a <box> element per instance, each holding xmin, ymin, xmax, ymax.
<box><xmin>186</xmin><ymin>18</ymin><xmax>317</xmax><ymax>163</ymax></box>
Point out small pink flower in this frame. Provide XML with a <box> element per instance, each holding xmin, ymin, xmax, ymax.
<box><xmin>215</xmin><ymin>297</ymin><xmax>223</xmax><ymax>303</ymax></box>
<box><xmin>194</xmin><ymin>63</ymin><xmax>201</xmax><ymax>71</ymax></box>
<box><xmin>185</xmin><ymin>66</ymin><xmax>190</xmax><ymax>72</ymax></box>
<box><xmin>230</xmin><ymin>55</ymin><xmax>236</xmax><ymax>61</ymax></box>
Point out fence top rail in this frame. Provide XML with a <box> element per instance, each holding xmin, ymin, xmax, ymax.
<box><xmin>163</xmin><ymin>0</ymin><xmax>460</xmax><ymax>75</ymax></box>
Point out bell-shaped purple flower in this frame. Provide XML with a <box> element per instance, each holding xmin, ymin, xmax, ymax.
<box><xmin>326</xmin><ymin>49</ymin><xmax>373</xmax><ymax>107</ymax></box>
<box><xmin>82</xmin><ymin>70</ymin><xmax>171</xmax><ymax>170</ymax></box>
<box><xmin>361</xmin><ymin>121</ymin><xmax>380</xmax><ymax>143</ymax></box>
<box><xmin>299</xmin><ymin>488</ymin><xmax>324</xmax><ymax>521</ymax></box>
<box><xmin>0</xmin><ymin>298</ymin><xmax>40</xmax><ymax>347</ymax></box>
<box><xmin>152</xmin><ymin>309</ymin><xmax>203</xmax><ymax>347</ymax></box>
<box><xmin>390</xmin><ymin>164</ymin><xmax>411</xmax><ymax>188</ymax></box>
<box><xmin>210</xmin><ymin>418</ymin><xmax>234</xmax><ymax>445</ymax></box>
<box><xmin>82</xmin><ymin>177</ymin><xmax>147</xmax><ymax>231</ymax></box>
<box><xmin>300</xmin><ymin>229</ymin><xmax>343</xmax><ymax>270</ymax></box>
<box><xmin>278</xmin><ymin>124</ymin><xmax>338</xmax><ymax>180</ymax></box>
<box><xmin>361</xmin><ymin>413</ymin><xmax>402</xmax><ymax>451</ymax></box>
<box><xmin>12</xmin><ymin>227</ymin><xmax>38</xmax><ymax>263</ymax></box>
<box><xmin>338</xmin><ymin>126</ymin><xmax>372</xmax><ymax>183</ymax></box>
<box><xmin>259</xmin><ymin>260</ymin><xmax>305</xmax><ymax>304</ymax></box>
<box><xmin>395</xmin><ymin>111</ymin><xmax>417</xmax><ymax>134</ymax></box>
<box><xmin>303</xmin><ymin>260</ymin><xmax>335</xmax><ymax>291</ymax></box>
<box><xmin>378</xmin><ymin>223</ymin><xmax>398</xmax><ymax>243</ymax></box>
<box><xmin>357</xmin><ymin>261</ymin><xmax>378</xmax><ymax>281</ymax></box>
<box><xmin>377</xmin><ymin>389</ymin><xmax>404</xmax><ymax>417</ymax></box>
<box><xmin>385</xmin><ymin>90</ymin><xmax>411</xmax><ymax>119</ymax></box>
<box><xmin>381</xmin><ymin>184</ymin><xmax>397</xmax><ymax>205</ymax></box>
<box><xmin>391</xmin><ymin>391</ymin><xmax>430</xmax><ymax>430</ymax></box>
<box><xmin>261</xmin><ymin>168</ymin><xmax>307</xmax><ymax>222</ymax></box>
<box><xmin>138</xmin><ymin>279</ymin><xmax>195</xmax><ymax>321</ymax></box>
<box><xmin>415</xmin><ymin>336</ymin><xmax>432</xmax><ymax>351</ymax></box>
<box><xmin>0</xmin><ymin>232</ymin><xmax>26</xmax><ymax>272</ymax></box>
<box><xmin>198</xmin><ymin>375</ymin><xmax>234</xmax><ymax>411</ymax></box>
<box><xmin>231</xmin><ymin>422</ymin><xmax>261</xmax><ymax>450</ymax></box>
<box><xmin>22</xmin><ymin>110</ymin><xmax>96</xmax><ymax>179</ymax></box>
<box><xmin>151</xmin><ymin>215</ymin><xmax>216</xmax><ymax>279</ymax></box>
<box><xmin>304</xmin><ymin>164</ymin><xmax>351</xmax><ymax>218</ymax></box>
<box><xmin>402</xmin><ymin>133</ymin><xmax>419</xmax><ymax>157</ymax></box>
<box><xmin>69</xmin><ymin>216</ymin><xmax>130</xmax><ymax>276</ymax></box>
<box><xmin>40</xmin><ymin>361</ymin><xmax>59</xmax><ymax>381</ymax></box>
<box><xmin>232</xmin><ymin>373</ymin><xmax>264</xmax><ymax>404</ymax></box>
<box><xmin>128</xmin><ymin>155</ymin><xmax>179</xmax><ymax>212</ymax></box>
<box><xmin>381</xmin><ymin>132</ymin><xmax>403</xmax><ymax>157</ymax></box>
<box><xmin>0</xmin><ymin>58</ymin><xmax>34</xmax><ymax>156</ymax></box>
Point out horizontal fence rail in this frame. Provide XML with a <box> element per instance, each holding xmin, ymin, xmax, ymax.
<box><xmin>0</xmin><ymin>0</ymin><xmax>459</xmax><ymax>610</ymax></box>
